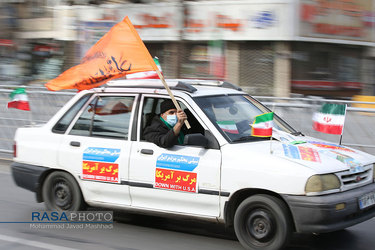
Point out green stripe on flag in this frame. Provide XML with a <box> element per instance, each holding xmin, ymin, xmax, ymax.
<box><xmin>153</xmin><ymin>57</ymin><xmax>161</xmax><ymax>71</ymax></box>
<box><xmin>254</xmin><ymin>112</ymin><xmax>274</xmax><ymax>124</ymax></box>
<box><xmin>9</xmin><ymin>88</ymin><xmax>26</xmax><ymax>99</ymax></box>
<box><xmin>320</xmin><ymin>103</ymin><xmax>346</xmax><ymax>115</ymax></box>
<box><xmin>217</xmin><ymin>120</ymin><xmax>235</xmax><ymax>125</ymax></box>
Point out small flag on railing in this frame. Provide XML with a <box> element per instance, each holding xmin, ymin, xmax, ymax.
<box><xmin>313</xmin><ymin>103</ymin><xmax>347</xmax><ymax>135</ymax></box>
<box><xmin>7</xmin><ymin>88</ymin><xmax>30</xmax><ymax>111</ymax></box>
<box><xmin>251</xmin><ymin>112</ymin><xmax>274</xmax><ymax>137</ymax></box>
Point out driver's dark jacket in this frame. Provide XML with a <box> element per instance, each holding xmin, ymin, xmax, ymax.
<box><xmin>144</xmin><ymin>116</ymin><xmax>181</xmax><ymax>148</ymax></box>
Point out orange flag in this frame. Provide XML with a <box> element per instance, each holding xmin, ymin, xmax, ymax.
<box><xmin>45</xmin><ymin>16</ymin><xmax>159</xmax><ymax>91</ymax></box>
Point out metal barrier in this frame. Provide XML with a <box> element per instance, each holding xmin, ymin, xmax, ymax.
<box><xmin>0</xmin><ymin>86</ymin><xmax>374</xmax><ymax>158</ymax></box>
<box><xmin>254</xmin><ymin>95</ymin><xmax>375</xmax><ymax>155</ymax></box>
<box><xmin>0</xmin><ymin>86</ymin><xmax>74</xmax><ymax>157</ymax></box>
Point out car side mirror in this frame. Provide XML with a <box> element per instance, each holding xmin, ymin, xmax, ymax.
<box><xmin>183</xmin><ymin>133</ymin><xmax>208</xmax><ymax>148</ymax></box>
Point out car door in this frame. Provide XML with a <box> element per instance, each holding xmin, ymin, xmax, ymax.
<box><xmin>128</xmin><ymin>95</ymin><xmax>222</xmax><ymax>217</ymax></box>
<box><xmin>58</xmin><ymin>93</ymin><xmax>138</xmax><ymax>206</ymax></box>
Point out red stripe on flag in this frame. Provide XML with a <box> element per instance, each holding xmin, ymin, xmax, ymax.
<box><xmin>7</xmin><ymin>101</ymin><xmax>30</xmax><ymax>111</ymax></box>
<box><xmin>313</xmin><ymin>121</ymin><xmax>343</xmax><ymax>135</ymax></box>
<box><xmin>252</xmin><ymin>127</ymin><xmax>272</xmax><ymax>137</ymax></box>
<box><xmin>221</xmin><ymin>128</ymin><xmax>239</xmax><ymax>134</ymax></box>
<box><xmin>126</xmin><ymin>72</ymin><xmax>159</xmax><ymax>79</ymax></box>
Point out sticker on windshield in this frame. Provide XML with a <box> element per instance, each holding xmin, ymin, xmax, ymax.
<box><xmin>282</xmin><ymin>144</ymin><xmax>321</xmax><ymax>162</ymax></box>
<box><xmin>216</xmin><ymin>121</ymin><xmax>239</xmax><ymax>134</ymax></box>
<box><xmin>308</xmin><ymin>141</ymin><xmax>354</xmax><ymax>152</ymax></box>
<box><xmin>155</xmin><ymin>168</ymin><xmax>197</xmax><ymax>193</ymax></box>
<box><xmin>156</xmin><ymin>153</ymin><xmax>199</xmax><ymax>172</ymax></box>
<box><xmin>82</xmin><ymin>147</ymin><xmax>120</xmax><ymax>183</ymax></box>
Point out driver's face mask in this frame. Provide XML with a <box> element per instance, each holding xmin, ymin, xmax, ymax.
<box><xmin>166</xmin><ymin>115</ymin><xmax>178</xmax><ymax>127</ymax></box>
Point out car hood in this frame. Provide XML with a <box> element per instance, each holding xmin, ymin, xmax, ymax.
<box><xmin>234</xmin><ymin>130</ymin><xmax>375</xmax><ymax>174</ymax></box>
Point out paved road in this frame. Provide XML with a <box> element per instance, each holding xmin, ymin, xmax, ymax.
<box><xmin>1</xmin><ymin>160</ymin><xmax>375</xmax><ymax>250</ymax></box>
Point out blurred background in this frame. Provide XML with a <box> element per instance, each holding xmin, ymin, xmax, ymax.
<box><xmin>1</xmin><ymin>0</ymin><xmax>375</xmax><ymax>98</ymax></box>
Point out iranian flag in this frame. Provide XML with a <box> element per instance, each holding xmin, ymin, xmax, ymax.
<box><xmin>313</xmin><ymin>103</ymin><xmax>346</xmax><ymax>135</ymax></box>
<box><xmin>7</xmin><ymin>88</ymin><xmax>30</xmax><ymax>111</ymax></box>
<box><xmin>126</xmin><ymin>57</ymin><xmax>162</xmax><ymax>80</ymax></box>
<box><xmin>216</xmin><ymin>121</ymin><xmax>239</xmax><ymax>134</ymax></box>
<box><xmin>251</xmin><ymin>112</ymin><xmax>274</xmax><ymax>137</ymax></box>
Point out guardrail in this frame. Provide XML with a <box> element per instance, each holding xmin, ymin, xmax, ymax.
<box><xmin>255</xmin><ymin>96</ymin><xmax>375</xmax><ymax>113</ymax></box>
<box><xmin>255</xmin><ymin>97</ymin><xmax>375</xmax><ymax>150</ymax></box>
<box><xmin>0</xmin><ymin>86</ymin><xmax>74</xmax><ymax>157</ymax></box>
<box><xmin>0</xmin><ymin>86</ymin><xmax>374</xmax><ymax>157</ymax></box>
<box><xmin>254</xmin><ymin>95</ymin><xmax>375</xmax><ymax>154</ymax></box>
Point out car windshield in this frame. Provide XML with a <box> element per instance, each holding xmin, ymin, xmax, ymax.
<box><xmin>194</xmin><ymin>94</ymin><xmax>297</xmax><ymax>142</ymax></box>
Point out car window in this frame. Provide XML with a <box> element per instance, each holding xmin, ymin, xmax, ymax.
<box><xmin>52</xmin><ymin>94</ymin><xmax>91</xmax><ymax>134</ymax></box>
<box><xmin>195</xmin><ymin>94</ymin><xmax>296</xmax><ymax>142</ymax></box>
<box><xmin>70</xmin><ymin>95</ymin><xmax>135</xmax><ymax>139</ymax></box>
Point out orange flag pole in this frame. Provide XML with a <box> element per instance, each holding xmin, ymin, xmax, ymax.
<box><xmin>124</xmin><ymin>18</ymin><xmax>191</xmax><ymax>129</ymax></box>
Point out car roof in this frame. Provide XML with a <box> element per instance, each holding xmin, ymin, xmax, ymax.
<box><xmin>96</xmin><ymin>79</ymin><xmax>245</xmax><ymax>97</ymax></box>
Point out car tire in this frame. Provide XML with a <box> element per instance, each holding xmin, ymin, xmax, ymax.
<box><xmin>42</xmin><ymin>171</ymin><xmax>85</xmax><ymax>211</ymax></box>
<box><xmin>234</xmin><ymin>194</ymin><xmax>292</xmax><ymax>250</ymax></box>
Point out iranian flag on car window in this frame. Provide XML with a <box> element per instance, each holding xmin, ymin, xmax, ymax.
<box><xmin>216</xmin><ymin>121</ymin><xmax>239</xmax><ymax>134</ymax></box>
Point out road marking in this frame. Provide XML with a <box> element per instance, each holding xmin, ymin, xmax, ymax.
<box><xmin>0</xmin><ymin>234</ymin><xmax>78</xmax><ymax>250</ymax></box>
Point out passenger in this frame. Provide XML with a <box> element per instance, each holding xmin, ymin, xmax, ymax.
<box><xmin>143</xmin><ymin>99</ymin><xmax>187</xmax><ymax>148</ymax></box>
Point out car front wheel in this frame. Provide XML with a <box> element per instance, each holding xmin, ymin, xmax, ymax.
<box><xmin>234</xmin><ymin>194</ymin><xmax>292</xmax><ymax>250</ymax></box>
<box><xmin>42</xmin><ymin>171</ymin><xmax>85</xmax><ymax>211</ymax></box>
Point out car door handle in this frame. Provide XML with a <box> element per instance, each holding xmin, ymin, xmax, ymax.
<box><xmin>140</xmin><ymin>149</ymin><xmax>153</xmax><ymax>155</ymax></box>
<box><xmin>70</xmin><ymin>141</ymin><xmax>81</xmax><ymax>147</ymax></box>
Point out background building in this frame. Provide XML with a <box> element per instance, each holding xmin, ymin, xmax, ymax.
<box><xmin>3</xmin><ymin>0</ymin><xmax>375</xmax><ymax>97</ymax></box>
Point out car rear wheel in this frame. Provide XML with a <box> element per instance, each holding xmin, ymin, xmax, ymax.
<box><xmin>234</xmin><ymin>194</ymin><xmax>292</xmax><ymax>250</ymax></box>
<box><xmin>42</xmin><ymin>171</ymin><xmax>85</xmax><ymax>211</ymax></box>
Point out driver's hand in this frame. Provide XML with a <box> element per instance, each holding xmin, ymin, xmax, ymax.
<box><xmin>176</xmin><ymin>109</ymin><xmax>187</xmax><ymax>125</ymax></box>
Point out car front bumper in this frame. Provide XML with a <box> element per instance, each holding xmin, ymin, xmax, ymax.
<box><xmin>282</xmin><ymin>182</ymin><xmax>375</xmax><ymax>233</ymax></box>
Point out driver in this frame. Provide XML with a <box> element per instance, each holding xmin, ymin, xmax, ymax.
<box><xmin>143</xmin><ymin>99</ymin><xmax>187</xmax><ymax>148</ymax></box>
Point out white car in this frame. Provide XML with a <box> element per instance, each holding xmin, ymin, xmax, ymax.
<box><xmin>11</xmin><ymin>79</ymin><xmax>375</xmax><ymax>250</ymax></box>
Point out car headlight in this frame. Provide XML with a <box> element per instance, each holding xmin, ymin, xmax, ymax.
<box><xmin>305</xmin><ymin>174</ymin><xmax>341</xmax><ymax>194</ymax></box>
